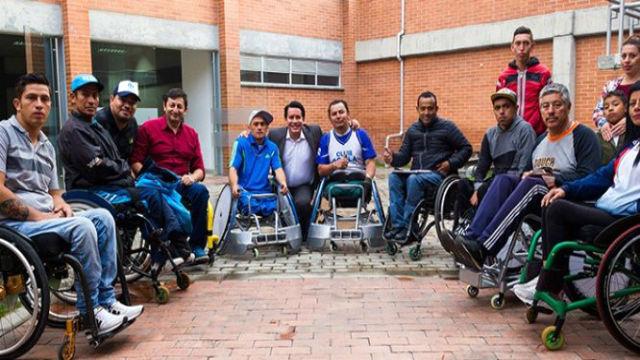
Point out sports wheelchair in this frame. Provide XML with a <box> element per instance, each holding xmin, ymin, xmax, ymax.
<box><xmin>307</xmin><ymin>169</ymin><xmax>386</xmax><ymax>252</ymax></box>
<box><xmin>0</xmin><ymin>225</ymin><xmax>133</xmax><ymax>360</ymax></box>
<box><xmin>213</xmin><ymin>183</ymin><xmax>302</xmax><ymax>257</ymax></box>
<box><xmin>523</xmin><ymin>214</ymin><xmax>640</xmax><ymax>353</ymax></box>
<box><xmin>63</xmin><ymin>190</ymin><xmax>191</xmax><ymax>304</ymax></box>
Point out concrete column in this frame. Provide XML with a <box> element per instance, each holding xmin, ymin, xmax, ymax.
<box><xmin>552</xmin><ymin>35</ymin><xmax>577</xmax><ymax>119</ymax></box>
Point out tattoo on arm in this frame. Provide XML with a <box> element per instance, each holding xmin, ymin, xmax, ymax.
<box><xmin>0</xmin><ymin>199</ymin><xmax>30</xmax><ymax>220</ymax></box>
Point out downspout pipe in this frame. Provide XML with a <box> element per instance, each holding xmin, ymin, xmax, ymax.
<box><xmin>385</xmin><ymin>0</ymin><xmax>405</xmax><ymax>151</ymax></box>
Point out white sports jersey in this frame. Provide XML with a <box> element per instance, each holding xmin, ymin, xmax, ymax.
<box><xmin>328</xmin><ymin>130</ymin><xmax>364</xmax><ymax>170</ymax></box>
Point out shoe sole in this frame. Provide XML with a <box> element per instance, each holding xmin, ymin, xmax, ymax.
<box><xmin>457</xmin><ymin>243</ymin><xmax>483</xmax><ymax>271</ymax></box>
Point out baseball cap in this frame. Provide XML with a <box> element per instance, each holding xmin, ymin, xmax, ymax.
<box><xmin>70</xmin><ymin>74</ymin><xmax>104</xmax><ymax>92</ymax></box>
<box><xmin>491</xmin><ymin>88</ymin><xmax>517</xmax><ymax>105</ymax></box>
<box><xmin>248</xmin><ymin>109</ymin><xmax>273</xmax><ymax>125</ymax></box>
<box><xmin>113</xmin><ymin>80</ymin><xmax>141</xmax><ymax>101</ymax></box>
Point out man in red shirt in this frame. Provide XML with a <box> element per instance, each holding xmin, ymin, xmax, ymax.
<box><xmin>131</xmin><ymin>88</ymin><xmax>210</xmax><ymax>264</ymax></box>
<box><xmin>496</xmin><ymin>26</ymin><xmax>552</xmax><ymax>135</ymax></box>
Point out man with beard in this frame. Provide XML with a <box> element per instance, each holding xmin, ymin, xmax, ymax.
<box><xmin>95</xmin><ymin>80</ymin><xmax>140</xmax><ymax>161</ymax></box>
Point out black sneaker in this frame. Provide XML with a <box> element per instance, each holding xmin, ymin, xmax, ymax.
<box><xmin>393</xmin><ymin>228</ymin><xmax>408</xmax><ymax>242</ymax></box>
<box><xmin>454</xmin><ymin>234</ymin><xmax>485</xmax><ymax>271</ymax></box>
<box><xmin>383</xmin><ymin>228</ymin><xmax>399</xmax><ymax>240</ymax></box>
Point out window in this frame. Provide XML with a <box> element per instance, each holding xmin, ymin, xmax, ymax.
<box><xmin>240</xmin><ymin>55</ymin><xmax>340</xmax><ymax>88</ymax></box>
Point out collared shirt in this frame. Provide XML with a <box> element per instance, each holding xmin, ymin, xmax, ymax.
<box><xmin>230</xmin><ymin>134</ymin><xmax>282</xmax><ymax>193</ymax></box>
<box><xmin>0</xmin><ymin>116</ymin><xmax>59</xmax><ymax>220</ymax></box>
<box><xmin>131</xmin><ymin>115</ymin><xmax>205</xmax><ymax>176</ymax></box>
<box><xmin>283</xmin><ymin>129</ymin><xmax>314</xmax><ymax>187</ymax></box>
<box><xmin>95</xmin><ymin>107</ymin><xmax>138</xmax><ymax>161</ymax></box>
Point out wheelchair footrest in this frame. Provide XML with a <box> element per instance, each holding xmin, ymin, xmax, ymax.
<box><xmin>330</xmin><ymin>229</ymin><xmax>363</xmax><ymax>241</ymax></box>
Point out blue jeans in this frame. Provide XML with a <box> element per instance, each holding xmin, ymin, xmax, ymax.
<box><xmin>388</xmin><ymin>171</ymin><xmax>444</xmax><ymax>230</ymax></box>
<box><xmin>2</xmin><ymin>209</ymin><xmax>117</xmax><ymax>314</ymax></box>
<box><xmin>176</xmin><ymin>182</ymin><xmax>209</xmax><ymax>250</ymax></box>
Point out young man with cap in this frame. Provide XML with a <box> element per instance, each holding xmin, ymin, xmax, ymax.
<box><xmin>95</xmin><ymin>80</ymin><xmax>141</xmax><ymax>161</ymax></box>
<box><xmin>58</xmin><ymin>75</ymin><xmax>194</xmax><ymax>270</ymax></box>
<box><xmin>131</xmin><ymin>88</ymin><xmax>210</xmax><ymax>264</ymax></box>
<box><xmin>229</xmin><ymin>110</ymin><xmax>288</xmax><ymax>217</ymax></box>
<box><xmin>0</xmin><ymin>73</ymin><xmax>143</xmax><ymax>336</ymax></box>
<box><xmin>497</xmin><ymin>26</ymin><xmax>552</xmax><ymax>135</ymax></box>
<box><xmin>455</xmin><ymin>88</ymin><xmax>536</xmax><ymax>223</ymax></box>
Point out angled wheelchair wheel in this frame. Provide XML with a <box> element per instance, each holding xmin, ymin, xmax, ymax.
<box><xmin>213</xmin><ymin>184</ymin><xmax>233</xmax><ymax>252</ymax></box>
<box><xmin>278</xmin><ymin>192</ymin><xmax>299</xmax><ymax>227</ymax></box>
<box><xmin>0</xmin><ymin>228</ymin><xmax>49</xmax><ymax>360</ymax></box>
<box><xmin>434</xmin><ymin>175</ymin><xmax>462</xmax><ymax>252</ymax></box>
<box><xmin>563</xmin><ymin>251</ymin><xmax>599</xmax><ymax>317</ymax></box>
<box><xmin>407</xmin><ymin>199</ymin><xmax>431</xmax><ymax>244</ymax></box>
<box><xmin>596</xmin><ymin>224</ymin><xmax>640</xmax><ymax>353</ymax></box>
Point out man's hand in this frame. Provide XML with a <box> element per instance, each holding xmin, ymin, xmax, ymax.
<box><xmin>239</xmin><ymin>130</ymin><xmax>249</xmax><ymax>138</ymax></box>
<box><xmin>542</xmin><ymin>174</ymin><xmax>556</xmax><ymax>189</ymax></box>
<box><xmin>521</xmin><ymin>170</ymin><xmax>532</xmax><ymax>179</ymax></box>
<box><xmin>350</xmin><ymin>119</ymin><xmax>361</xmax><ymax>130</ymax></box>
<box><xmin>435</xmin><ymin>161</ymin><xmax>450</xmax><ymax>175</ymax></box>
<box><xmin>611</xmin><ymin>118</ymin><xmax>627</xmax><ymax>138</ymax></box>
<box><xmin>541</xmin><ymin>187</ymin><xmax>566</xmax><ymax>207</ymax></box>
<box><xmin>181</xmin><ymin>174</ymin><xmax>195</xmax><ymax>186</ymax></box>
<box><xmin>383</xmin><ymin>148</ymin><xmax>393</xmax><ymax>165</ymax></box>
<box><xmin>231</xmin><ymin>184</ymin><xmax>240</xmax><ymax>198</ymax></box>
<box><xmin>469</xmin><ymin>191</ymin><xmax>479</xmax><ymax>207</ymax></box>
<box><xmin>334</xmin><ymin>157</ymin><xmax>349</xmax><ymax>170</ymax></box>
<box><xmin>53</xmin><ymin>202</ymin><xmax>73</xmax><ymax>218</ymax></box>
<box><xmin>280</xmin><ymin>183</ymin><xmax>289</xmax><ymax>195</ymax></box>
<box><xmin>601</xmin><ymin>122</ymin><xmax>613</xmax><ymax>142</ymax></box>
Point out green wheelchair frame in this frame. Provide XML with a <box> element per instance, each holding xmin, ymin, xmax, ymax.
<box><xmin>519</xmin><ymin>216</ymin><xmax>640</xmax><ymax>352</ymax></box>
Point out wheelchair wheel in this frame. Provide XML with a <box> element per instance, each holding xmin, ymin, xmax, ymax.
<box><xmin>0</xmin><ymin>229</ymin><xmax>49</xmax><ymax>360</ymax></box>
<box><xmin>434</xmin><ymin>175</ymin><xmax>462</xmax><ymax>252</ymax></box>
<box><xmin>407</xmin><ymin>199</ymin><xmax>431</xmax><ymax>244</ymax></box>
<box><xmin>563</xmin><ymin>251</ymin><xmax>599</xmax><ymax>317</ymax></box>
<box><xmin>213</xmin><ymin>184</ymin><xmax>233</xmax><ymax>251</ymax></box>
<box><xmin>596</xmin><ymin>224</ymin><xmax>640</xmax><ymax>353</ymax></box>
<box><xmin>278</xmin><ymin>192</ymin><xmax>299</xmax><ymax>227</ymax></box>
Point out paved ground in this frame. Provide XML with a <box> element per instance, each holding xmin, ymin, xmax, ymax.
<box><xmin>17</xmin><ymin>168</ymin><xmax>639</xmax><ymax>359</ymax></box>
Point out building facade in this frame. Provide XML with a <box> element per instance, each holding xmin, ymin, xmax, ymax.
<box><xmin>0</xmin><ymin>0</ymin><xmax>622</xmax><ymax>174</ymax></box>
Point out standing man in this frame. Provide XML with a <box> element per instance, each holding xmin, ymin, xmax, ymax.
<box><xmin>383</xmin><ymin>91</ymin><xmax>472</xmax><ymax>242</ymax></box>
<box><xmin>497</xmin><ymin>26</ymin><xmax>552</xmax><ymax>135</ymax></box>
<box><xmin>131</xmin><ymin>88</ymin><xmax>210</xmax><ymax>264</ymax></box>
<box><xmin>0</xmin><ymin>73</ymin><xmax>143</xmax><ymax>335</ymax></box>
<box><xmin>95</xmin><ymin>80</ymin><xmax>140</xmax><ymax>161</ymax></box>
<box><xmin>268</xmin><ymin>101</ymin><xmax>322</xmax><ymax>239</ymax></box>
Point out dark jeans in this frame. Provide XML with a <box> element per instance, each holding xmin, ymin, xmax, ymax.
<box><xmin>177</xmin><ymin>182</ymin><xmax>210</xmax><ymax>250</ymax></box>
<box><xmin>290</xmin><ymin>184</ymin><xmax>314</xmax><ymax>240</ymax></box>
<box><xmin>537</xmin><ymin>199</ymin><xmax>617</xmax><ymax>293</ymax></box>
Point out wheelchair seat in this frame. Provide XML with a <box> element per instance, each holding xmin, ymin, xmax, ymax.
<box><xmin>30</xmin><ymin>233</ymin><xmax>69</xmax><ymax>260</ymax></box>
<box><xmin>325</xmin><ymin>169</ymin><xmax>370</xmax><ymax>206</ymax></box>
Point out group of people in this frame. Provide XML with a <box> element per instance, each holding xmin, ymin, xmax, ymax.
<box><xmin>1</xmin><ymin>23</ymin><xmax>640</xmax><ymax>346</ymax></box>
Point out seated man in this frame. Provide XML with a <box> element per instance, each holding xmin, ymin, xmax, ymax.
<box><xmin>598</xmin><ymin>90</ymin><xmax>628</xmax><ymax>164</ymax></box>
<box><xmin>455</xmin><ymin>83</ymin><xmax>602</xmax><ymax>270</ymax></box>
<box><xmin>0</xmin><ymin>73</ymin><xmax>142</xmax><ymax>335</ymax></box>
<box><xmin>229</xmin><ymin>110</ymin><xmax>288</xmax><ymax>217</ymax></box>
<box><xmin>383</xmin><ymin>91</ymin><xmax>472</xmax><ymax>242</ymax></box>
<box><xmin>456</xmin><ymin>88</ymin><xmax>536</xmax><ymax>218</ymax></box>
<box><xmin>57</xmin><ymin>74</ymin><xmax>193</xmax><ymax>268</ymax></box>
<box><xmin>131</xmin><ymin>88</ymin><xmax>210</xmax><ymax>264</ymax></box>
<box><xmin>316</xmin><ymin>100</ymin><xmax>377</xmax><ymax>201</ymax></box>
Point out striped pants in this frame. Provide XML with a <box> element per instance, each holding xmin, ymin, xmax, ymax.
<box><xmin>465</xmin><ymin>174</ymin><xmax>548</xmax><ymax>256</ymax></box>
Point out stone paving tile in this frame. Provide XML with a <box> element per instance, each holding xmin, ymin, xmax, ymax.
<box><xmin>22</xmin><ymin>275</ymin><xmax>637</xmax><ymax>359</ymax></box>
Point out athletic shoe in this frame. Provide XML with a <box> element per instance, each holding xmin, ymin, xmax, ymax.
<box><xmin>151</xmin><ymin>257</ymin><xmax>185</xmax><ymax>275</ymax></box>
<box><xmin>453</xmin><ymin>234</ymin><xmax>485</xmax><ymax>271</ymax></box>
<box><xmin>513</xmin><ymin>276</ymin><xmax>539</xmax><ymax>305</ymax></box>
<box><xmin>94</xmin><ymin>306</ymin><xmax>127</xmax><ymax>336</ymax></box>
<box><xmin>108</xmin><ymin>301</ymin><xmax>144</xmax><ymax>321</ymax></box>
<box><xmin>383</xmin><ymin>228</ymin><xmax>399</xmax><ymax>240</ymax></box>
<box><xmin>193</xmin><ymin>247</ymin><xmax>209</xmax><ymax>265</ymax></box>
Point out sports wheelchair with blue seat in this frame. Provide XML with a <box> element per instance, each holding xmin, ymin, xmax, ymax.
<box><xmin>0</xmin><ymin>225</ymin><xmax>134</xmax><ymax>360</ymax></box>
<box><xmin>213</xmin><ymin>183</ymin><xmax>302</xmax><ymax>257</ymax></box>
<box><xmin>307</xmin><ymin>169</ymin><xmax>386</xmax><ymax>252</ymax></box>
<box><xmin>63</xmin><ymin>190</ymin><xmax>191</xmax><ymax>304</ymax></box>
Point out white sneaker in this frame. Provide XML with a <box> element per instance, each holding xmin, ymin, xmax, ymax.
<box><xmin>151</xmin><ymin>257</ymin><xmax>185</xmax><ymax>275</ymax></box>
<box><xmin>108</xmin><ymin>301</ymin><xmax>144</xmax><ymax>321</ymax></box>
<box><xmin>512</xmin><ymin>276</ymin><xmax>539</xmax><ymax>305</ymax></box>
<box><xmin>94</xmin><ymin>306</ymin><xmax>126</xmax><ymax>336</ymax></box>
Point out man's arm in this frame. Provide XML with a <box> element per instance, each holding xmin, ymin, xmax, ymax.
<box><xmin>50</xmin><ymin>189</ymin><xmax>73</xmax><ymax>218</ymax></box>
<box><xmin>365</xmin><ymin>159</ymin><xmax>376</xmax><ymax>178</ymax></box>
<box><xmin>130</xmin><ymin>124</ymin><xmax>151</xmax><ymax>175</ymax></box>
<box><xmin>515</xmin><ymin>125</ymin><xmax>537</xmax><ymax>174</ymax></box>
<box><xmin>445</xmin><ymin>122</ymin><xmax>473</xmax><ymax>170</ymax></box>
<box><xmin>474</xmin><ymin>134</ymin><xmax>492</xmax><ymax>187</ymax></box>
<box><xmin>390</xmin><ymin>131</ymin><xmax>412</xmax><ymax>168</ymax></box>
<box><xmin>555</xmin><ymin>125</ymin><xmax>602</xmax><ymax>186</ymax></box>
<box><xmin>229</xmin><ymin>167</ymin><xmax>240</xmax><ymax>198</ymax></box>
<box><xmin>0</xmin><ymin>173</ymin><xmax>59</xmax><ymax>221</ymax></box>
<box><xmin>274</xmin><ymin>168</ymin><xmax>288</xmax><ymax>194</ymax></box>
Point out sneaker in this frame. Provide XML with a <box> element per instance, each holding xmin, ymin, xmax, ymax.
<box><xmin>513</xmin><ymin>276</ymin><xmax>539</xmax><ymax>305</ymax></box>
<box><xmin>453</xmin><ymin>234</ymin><xmax>485</xmax><ymax>271</ymax></box>
<box><xmin>183</xmin><ymin>252</ymin><xmax>195</xmax><ymax>264</ymax></box>
<box><xmin>151</xmin><ymin>257</ymin><xmax>185</xmax><ymax>275</ymax></box>
<box><xmin>383</xmin><ymin>228</ymin><xmax>398</xmax><ymax>240</ymax></box>
<box><xmin>94</xmin><ymin>306</ymin><xmax>127</xmax><ymax>336</ymax></box>
<box><xmin>193</xmin><ymin>247</ymin><xmax>209</xmax><ymax>265</ymax></box>
<box><xmin>393</xmin><ymin>228</ymin><xmax>407</xmax><ymax>242</ymax></box>
<box><xmin>108</xmin><ymin>301</ymin><xmax>144</xmax><ymax>322</ymax></box>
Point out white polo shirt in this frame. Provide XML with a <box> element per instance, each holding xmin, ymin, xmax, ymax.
<box><xmin>283</xmin><ymin>130</ymin><xmax>315</xmax><ymax>187</ymax></box>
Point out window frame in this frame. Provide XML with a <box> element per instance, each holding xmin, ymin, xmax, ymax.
<box><xmin>240</xmin><ymin>54</ymin><xmax>342</xmax><ymax>90</ymax></box>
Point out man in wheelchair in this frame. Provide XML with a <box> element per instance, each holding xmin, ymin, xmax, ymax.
<box><xmin>316</xmin><ymin>100</ymin><xmax>377</xmax><ymax>201</ymax></box>
<box><xmin>513</xmin><ymin>81</ymin><xmax>640</xmax><ymax>305</ymax></box>
<box><xmin>0</xmin><ymin>73</ymin><xmax>143</xmax><ymax>336</ymax></box>
<box><xmin>229</xmin><ymin>110</ymin><xmax>288</xmax><ymax>219</ymax></box>
<box><xmin>383</xmin><ymin>91</ymin><xmax>472</xmax><ymax>242</ymax></box>
<box><xmin>57</xmin><ymin>74</ymin><xmax>194</xmax><ymax>270</ymax></box>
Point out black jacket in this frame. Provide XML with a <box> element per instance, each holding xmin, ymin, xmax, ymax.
<box><xmin>391</xmin><ymin>117</ymin><xmax>473</xmax><ymax>172</ymax></box>
<box><xmin>58</xmin><ymin>112</ymin><xmax>134</xmax><ymax>189</ymax></box>
<box><xmin>268</xmin><ymin>124</ymin><xmax>323</xmax><ymax>186</ymax></box>
<box><xmin>95</xmin><ymin>107</ymin><xmax>138</xmax><ymax>162</ymax></box>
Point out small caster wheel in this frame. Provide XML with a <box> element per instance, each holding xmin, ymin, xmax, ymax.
<box><xmin>57</xmin><ymin>338</ymin><xmax>75</xmax><ymax>360</ymax></box>
<box><xmin>385</xmin><ymin>242</ymin><xmax>398</xmax><ymax>256</ymax></box>
<box><xmin>282</xmin><ymin>246</ymin><xmax>288</xmax><ymax>256</ymax></box>
<box><xmin>252</xmin><ymin>248</ymin><xmax>260</xmax><ymax>258</ymax></box>
<box><xmin>177</xmin><ymin>272</ymin><xmax>190</xmax><ymax>290</ymax></box>
<box><xmin>490</xmin><ymin>294</ymin><xmax>505</xmax><ymax>309</ymax></box>
<box><xmin>525</xmin><ymin>307</ymin><xmax>538</xmax><ymax>324</ymax></box>
<box><xmin>409</xmin><ymin>247</ymin><xmax>422</xmax><ymax>261</ymax></box>
<box><xmin>155</xmin><ymin>285</ymin><xmax>170</xmax><ymax>304</ymax></box>
<box><xmin>541</xmin><ymin>325</ymin><xmax>565</xmax><ymax>351</ymax></box>
<box><xmin>330</xmin><ymin>241</ymin><xmax>338</xmax><ymax>252</ymax></box>
<box><xmin>466</xmin><ymin>285</ymin><xmax>479</xmax><ymax>298</ymax></box>
<box><xmin>89</xmin><ymin>339</ymin><xmax>100</xmax><ymax>349</ymax></box>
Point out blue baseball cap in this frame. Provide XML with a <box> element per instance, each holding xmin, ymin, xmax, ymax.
<box><xmin>70</xmin><ymin>74</ymin><xmax>104</xmax><ymax>92</ymax></box>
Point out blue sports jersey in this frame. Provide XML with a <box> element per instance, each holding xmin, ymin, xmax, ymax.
<box><xmin>230</xmin><ymin>134</ymin><xmax>282</xmax><ymax>193</ymax></box>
